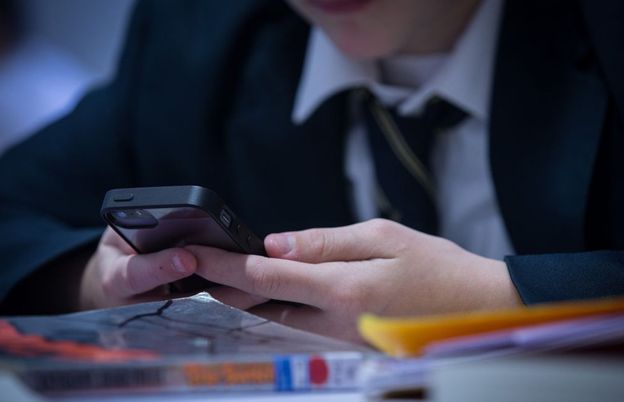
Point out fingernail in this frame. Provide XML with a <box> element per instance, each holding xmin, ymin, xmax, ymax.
<box><xmin>171</xmin><ymin>255</ymin><xmax>189</xmax><ymax>273</ymax></box>
<box><xmin>268</xmin><ymin>234</ymin><xmax>295</xmax><ymax>256</ymax></box>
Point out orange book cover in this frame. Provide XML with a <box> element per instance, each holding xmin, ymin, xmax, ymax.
<box><xmin>359</xmin><ymin>297</ymin><xmax>624</xmax><ymax>356</ymax></box>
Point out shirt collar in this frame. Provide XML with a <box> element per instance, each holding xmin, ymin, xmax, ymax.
<box><xmin>292</xmin><ymin>0</ymin><xmax>503</xmax><ymax>124</ymax></box>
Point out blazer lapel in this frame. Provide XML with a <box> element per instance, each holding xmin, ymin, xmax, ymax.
<box><xmin>579</xmin><ymin>0</ymin><xmax>624</xmax><ymax>122</ymax></box>
<box><xmin>219</xmin><ymin>17</ymin><xmax>354</xmax><ymax>235</ymax></box>
<box><xmin>489</xmin><ymin>0</ymin><xmax>608</xmax><ymax>254</ymax></box>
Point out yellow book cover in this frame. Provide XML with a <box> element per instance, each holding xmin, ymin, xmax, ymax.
<box><xmin>359</xmin><ymin>297</ymin><xmax>624</xmax><ymax>356</ymax></box>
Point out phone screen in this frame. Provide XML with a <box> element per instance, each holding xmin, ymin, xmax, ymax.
<box><xmin>107</xmin><ymin>206</ymin><xmax>240</xmax><ymax>254</ymax></box>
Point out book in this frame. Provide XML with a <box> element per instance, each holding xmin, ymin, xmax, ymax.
<box><xmin>360</xmin><ymin>311</ymin><xmax>624</xmax><ymax>401</ymax></box>
<box><xmin>10</xmin><ymin>352</ymin><xmax>365</xmax><ymax>397</ymax></box>
<box><xmin>431</xmin><ymin>353</ymin><xmax>624</xmax><ymax>402</ymax></box>
<box><xmin>0</xmin><ymin>292</ymin><xmax>375</xmax><ymax>398</ymax></box>
<box><xmin>358</xmin><ymin>296</ymin><xmax>624</xmax><ymax>356</ymax></box>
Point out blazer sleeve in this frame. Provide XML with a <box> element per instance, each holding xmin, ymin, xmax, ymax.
<box><xmin>0</xmin><ymin>1</ymin><xmax>153</xmax><ymax>301</ymax></box>
<box><xmin>505</xmin><ymin>251</ymin><xmax>624</xmax><ymax>304</ymax></box>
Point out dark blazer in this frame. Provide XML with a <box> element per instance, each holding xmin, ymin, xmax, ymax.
<box><xmin>0</xmin><ymin>0</ymin><xmax>622</xmax><ymax>312</ymax></box>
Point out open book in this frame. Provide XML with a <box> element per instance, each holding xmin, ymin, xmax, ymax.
<box><xmin>0</xmin><ymin>293</ymin><xmax>375</xmax><ymax>398</ymax></box>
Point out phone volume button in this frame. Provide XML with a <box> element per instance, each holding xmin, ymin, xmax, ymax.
<box><xmin>219</xmin><ymin>209</ymin><xmax>232</xmax><ymax>228</ymax></box>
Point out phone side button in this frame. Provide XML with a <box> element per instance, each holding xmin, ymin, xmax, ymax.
<box><xmin>219</xmin><ymin>209</ymin><xmax>232</xmax><ymax>228</ymax></box>
<box><xmin>113</xmin><ymin>193</ymin><xmax>134</xmax><ymax>202</ymax></box>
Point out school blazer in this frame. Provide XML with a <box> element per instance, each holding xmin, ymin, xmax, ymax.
<box><xmin>0</xmin><ymin>0</ymin><xmax>622</xmax><ymax>311</ymax></box>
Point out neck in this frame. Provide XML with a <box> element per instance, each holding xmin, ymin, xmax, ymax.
<box><xmin>400</xmin><ymin>0</ymin><xmax>482</xmax><ymax>55</ymax></box>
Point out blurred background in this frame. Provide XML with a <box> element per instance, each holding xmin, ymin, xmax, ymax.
<box><xmin>0</xmin><ymin>0</ymin><xmax>136</xmax><ymax>154</ymax></box>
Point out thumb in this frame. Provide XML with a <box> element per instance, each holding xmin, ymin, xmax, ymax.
<box><xmin>264</xmin><ymin>219</ymin><xmax>400</xmax><ymax>263</ymax></box>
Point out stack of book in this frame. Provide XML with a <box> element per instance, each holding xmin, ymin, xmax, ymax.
<box><xmin>0</xmin><ymin>292</ymin><xmax>375</xmax><ymax>399</ymax></box>
<box><xmin>358</xmin><ymin>297</ymin><xmax>624</xmax><ymax>401</ymax></box>
<box><xmin>1</xmin><ymin>292</ymin><xmax>623</xmax><ymax>400</ymax></box>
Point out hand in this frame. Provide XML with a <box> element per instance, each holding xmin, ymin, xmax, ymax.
<box><xmin>190</xmin><ymin>219</ymin><xmax>522</xmax><ymax>343</ymax></box>
<box><xmin>79</xmin><ymin>227</ymin><xmax>198</xmax><ymax>309</ymax></box>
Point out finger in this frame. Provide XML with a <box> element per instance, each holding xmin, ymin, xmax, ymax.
<box><xmin>264</xmin><ymin>219</ymin><xmax>403</xmax><ymax>263</ymax></box>
<box><xmin>187</xmin><ymin>245</ymin><xmax>331</xmax><ymax>308</ymax></box>
<box><xmin>109</xmin><ymin>248</ymin><xmax>197</xmax><ymax>298</ymax></box>
<box><xmin>207</xmin><ymin>286</ymin><xmax>269</xmax><ymax>310</ymax></box>
<box><xmin>101</xmin><ymin>226</ymin><xmax>135</xmax><ymax>254</ymax></box>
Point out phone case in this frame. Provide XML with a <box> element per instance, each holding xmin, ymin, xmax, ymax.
<box><xmin>101</xmin><ymin>185</ymin><xmax>265</xmax><ymax>255</ymax></box>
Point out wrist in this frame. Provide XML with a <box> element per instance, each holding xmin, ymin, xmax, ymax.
<box><xmin>472</xmin><ymin>256</ymin><xmax>523</xmax><ymax>310</ymax></box>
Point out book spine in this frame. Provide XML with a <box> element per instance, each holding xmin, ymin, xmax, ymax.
<box><xmin>19</xmin><ymin>353</ymin><xmax>364</xmax><ymax>395</ymax></box>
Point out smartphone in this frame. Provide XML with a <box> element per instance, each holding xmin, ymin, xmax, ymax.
<box><xmin>101</xmin><ymin>185</ymin><xmax>265</xmax><ymax>255</ymax></box>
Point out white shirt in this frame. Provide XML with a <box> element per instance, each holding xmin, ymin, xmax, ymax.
<box><xmin>292</xmin><ymin>0</ymin><xmax>514</xmax><ymax>260</ymax></box>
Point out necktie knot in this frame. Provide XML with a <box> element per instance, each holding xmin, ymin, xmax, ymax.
<box><xmin>420</xmin><ymin>96</ymin><xmax>468</xmax><ymax>131</ymax></box>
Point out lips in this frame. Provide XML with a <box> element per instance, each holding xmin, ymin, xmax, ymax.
<box><xmin>306</xmin><ymin>0</ymin><xmax>375</xmax><ymax>14</ymax></box>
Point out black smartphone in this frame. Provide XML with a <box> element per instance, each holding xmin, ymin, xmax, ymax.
<box><xmin>101</xmin><ymin>185</ymin><xmax>265</xmax><ymax>256</ymax></box>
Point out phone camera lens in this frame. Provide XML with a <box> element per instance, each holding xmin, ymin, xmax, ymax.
<box><xmin>108</xmin><ymin>209</ymin><xmax>158</xmax><ymax>229</ymax></box>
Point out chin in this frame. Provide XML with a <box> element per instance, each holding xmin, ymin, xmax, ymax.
<box><xmin>330</xmin><ymin>32</ymin><xmax>398</xmax><ymax>60</ymax></box>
